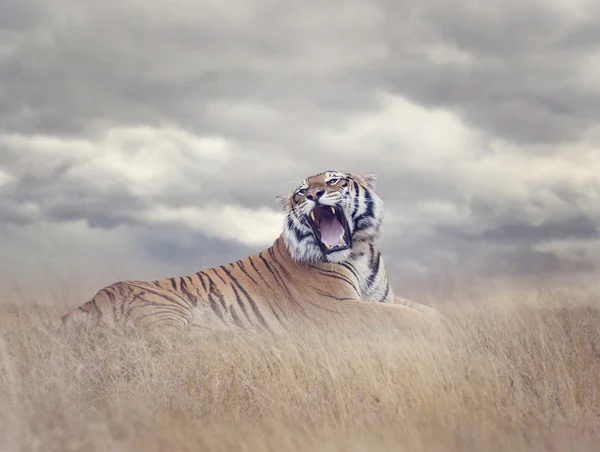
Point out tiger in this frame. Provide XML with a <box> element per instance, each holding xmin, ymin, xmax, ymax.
<box><xmin>60</xmin><ymin>170</ymin><xmax>439</xmax><ymax>334</ymax></box>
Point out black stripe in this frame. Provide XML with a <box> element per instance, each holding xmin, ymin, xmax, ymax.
<box><xmin>308</xmin><ymin>264</ymin><xmax>360</xmax><ymax>296</ymax></box>
<box><xmin>368</xmin><ymin>243</ymin><xmax>375</xmax><ymax>265</ymax></box>
<box><xmin>213</xmin><ymin>267</ymin><xmax>228</xmax><ymax>285</ymax></box>
<box><xmin>234</xmin><ymin>276</ymin><xmax>270</xmax><ymax>330</ymax></box>
<box><xmin>179</xmin><ymin>277</ymin><xmax>197</xmax><ymax>307</ymax></box>
<box><xmin>236</xmin><ymin>260</ymin><xmax>258</xmax><ymax>285</ymax></box>
<box><xmin>247</xmin><ymin>256</ymin><xmax>269</xmax><ymax>285</ymax></box>
<box><xmin>127</xmin><ymin>305</ymin><xmax>188</xmax><ymax>324</ymax></box>
<box><xmin>366</xmin><ymin>248</ymin><xmax>381</xmax><ymax>290</ymax></box>
<box><xmin>124</xmin><ymin>284</ymin><xmax>139</xmax><ymax>319</ymax></box>
<box><xmin>91</xmin><ymin>299</ymin><xmax>102</xmax><ymax>316</ymax></box>
<box><xmin>216</xmin><ymin>284</ymin><xmax>228</xmax><ymax>311</ymax></box>
<box><xmin>262</xmin><ymin>241</ymin><xmax>292</xmax><ymax>323</ymax></box>
<box><xmin>127</xmin><ymin>282</ymin><xmax>190</xmax><ymax>309</ymax></box>
<box><xmin>228</xmin><ymin>304</ymin><xmax>245</xmax><ymax>329</ymax></box>
<box><xmin>301</xmin><ymin>294</ymin><xmax>340</xmax><ymax>313</ymax></box>
<box><xmin>268</xmin><ymin>247</ymin><xmax>293</xmax><ymax>279</ymax></box>
<box><xmin>364</xmin><ymin>188</ymin><xmax>374</xmax><ymax>217</ymax></box>
<box><xmin>168</xmin><ymin>277</ymin><xmax>178</xmax><ymax>291</ymax></box>
<box><xmin>254</xmin><ymin>249</ymin><xmax>304</xmax><ymax>318</ymax></box>
<box><xmin>125</xmin><ymin>296</ymin><xmax>190</xmax><ymax>319</ymax></box>
<box><xmin>104</xmin><ymin>288</ymin><xmax>119</xmax><ymax>323</ymax></box>
<box><xmin>268</xmin><ymin>247</ymin><xmax>277</xmax><ymax>260</ymax></box>
<box><xmin>118</xmin><ymin>285</ymin><xmax>128</xmax><ymax>322</ymax></box>
<box><xmin>352</xmin><ymin>181</ymin><xmax>360</xmax><ymax>216</ymax></box>
<box><xmin>309</xmin><ymin>264</ymin><xmax>355</xmax><ymax>284</ymax></box>
<box><xmin>208</xmin><ymin>294</ymin><xmax>225</xmax><ymax>321</ymax></box>
<box><xmin>321</xmin><ymin>271</ymin><xmax>359</xmax><ymax>295</ymax></box>
<box><xmin>355</xmin><ymin>189</ymin><xmax>375</xmax><ymax>231</ymax></box>
<box><xmin>380</xmin><ymin>282</ymin><xmax>390</xmax><ymax>302</ymax></box>
<box><xmin>291</xmin><ymin>225</ymin><xmax>312</xmax><ymax>243</ymax></box>
<box><xmin>221</xmin><ymin>265</ymin><xmax>273</xmax><ymax>329</ymax></box>
<box><xmin>134</xmin><ymin>309</ymin><xmax>189</xmax><ymax>326</ymax></box>
<box><xmin>350</xmin><ymin>249</ymin><xmax>366</xmax><ymax>259</ymax></box>
<box><xmin>204</xmin><ymin>274</ymin><xmax>227</xmax><ymax>323</ymax></box>
<box><xmin>315</xmin><ymin>289</ymin><xmax>357</xmax><ymax>301</ymax></box>
<box><xmin>231</xmin><ymin>283</ymin><xmax>252</xmax><ymax>322</ymax></box>
<box><xmin>340</xmin><ymin>262</ymin><xmax>360</xmax><ymax>281</ymax></box>
<box><xmin>246</xmin><ymin>254</ymin><xmax>289</xmax><ymax>323</ymax></box>
<box><xmin>371</xmin><ymin>249</ymin><xmax>381</xmax><ymax>274</ymax></box>
<box><xmin>289</xmin><ymin>212</ymin><xmax>312</xmax><ymax>240</ymax></box>
<box><xmin>196</xmin><ymin>272</ymin><xmax>208</xmax><ymax>292</ymax></box>
<box><xmin>259</xmin><ymin>252</ymin><xmax>295</xmax><ymax>301</ymax></box>
<box><xmin>127</xmin><ymin>292</ymin><xmax>189</xmax><ymax>313</ymax></box>
<box><xmin>185</xmin><ymin>275</ymin><xmax>203</xmax><ymax>304</ymax></box>
<box><xmin>271</xmin><ymin>244</ymin><xmax>293</xmax><ymax>279</ymax></box>
<box><xmin>208</xmin><ymin>294</ymin><xmax>226</xmax><ymax>323</ymax></box>
<box><xmin>126</xmin><ymin>285</ymin><xmax>185</xmax><ymax>307</ymax></box>
<box><xmin>266</xmin><ymin>302</ymin><xmax>284</xmax><ymax>324</ymax></box>
<box><xmin>354</xmin><ymin>214</ymin><xmax>371</xmax><ymax>230</ymax></box>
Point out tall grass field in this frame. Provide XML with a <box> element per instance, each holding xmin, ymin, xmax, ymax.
<box><xmin>1</xmin><ymin>285</ymin><xmax>599</xmax><ymax>451</ymax></box>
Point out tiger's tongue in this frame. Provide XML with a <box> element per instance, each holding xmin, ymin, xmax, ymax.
<box><xmin>319</xmin><ymin>215</ymin><xmax>344</xmax><ymax>245</ymax></box>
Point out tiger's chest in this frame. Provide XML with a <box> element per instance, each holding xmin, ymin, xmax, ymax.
<box><xmin>343</xmin><ymin>244</ymin><xmax>391</xmax><ymax>302</ymax></box>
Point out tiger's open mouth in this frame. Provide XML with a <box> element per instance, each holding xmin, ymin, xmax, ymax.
<box><xmin>307</xmin><ymin>205</ymin><xmax>352</xmax><ymax>255</ymax></box>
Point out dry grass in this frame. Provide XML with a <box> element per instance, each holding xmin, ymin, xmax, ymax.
<box><xmin>1</xmin><ymin>288</ymin><xmax>600</xmax><ymax>452</ymax></box>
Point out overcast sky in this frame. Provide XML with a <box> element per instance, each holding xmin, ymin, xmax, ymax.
<box><xmin>2</xmin><ymin>0</ymin><xmax>600</xmax><ymax>296</ymax></box>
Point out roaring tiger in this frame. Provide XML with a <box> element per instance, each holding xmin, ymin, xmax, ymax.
<box><xmin>61</xmin><ymin>170</ymin><xmax>438</xmax><ymax>333</ymax></box>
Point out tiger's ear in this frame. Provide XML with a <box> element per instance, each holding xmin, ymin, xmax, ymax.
<box><xmin>275</xmin><ymin>195</ymin><xmax>291</xmax><ymax>211</ymax></box>
<box><xmin>363</xmin><ymin>172</ymin><xmax>378</xmax><ymax>191</ymax></box>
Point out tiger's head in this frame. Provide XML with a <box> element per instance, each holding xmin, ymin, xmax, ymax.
<box><xmin>277</xmin><ymin>170</ymin><xmax>384</xmax><ymax>264</ymax></box>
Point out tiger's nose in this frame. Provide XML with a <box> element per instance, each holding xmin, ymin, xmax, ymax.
<box><xmin>306</xmin><ymin>189</ymin><xmax>325</xmax><ymax>202</ymax></box>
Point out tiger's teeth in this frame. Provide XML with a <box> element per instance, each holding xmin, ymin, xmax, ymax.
<box><xmin>330</xmin><ymin>207</ymin><xmax>335</xmax><ymax>214</ymax></box>
<box><xmin>310</xmin><ymin>211</ymin><xmax>315</xmax><ymax>221</ymax></box>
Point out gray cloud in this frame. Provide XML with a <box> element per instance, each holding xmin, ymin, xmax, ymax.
<box><xmin>2</xmin><ymin>0</ymin><xmax>600</xmax><ymax>293</ymax></box>
<box><xmin>2</xmin><ymin>0</ymin><xmax>598</xmax><ymax>146</ymax></box>
<box><xmin>376</xmin><ymin>1</ymin><xmax>600</xmax><ymax>144</ymax></box>
<box><xmin>141</xmin><ymin>224</ymin><xmax>260</xmax><ymax>269</ymax></box>
<box><xmin>436</xmin><ymin>215</ymin><xmax>599</xmax><ymax>246</ymax></box>
<box><xmin>482</xmin><ymin>216</ymin><xmax>599</xmax><ymax>245</ymax></box>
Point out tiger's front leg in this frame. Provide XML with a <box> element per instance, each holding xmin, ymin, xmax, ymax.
<box><xmin>391</xmin><ymin>297</ymin><xmax>441</xmax><ymax>317</ymax></box>
<box><xmin>329</xmin><ymin>298</ymin><xmax>440</xmax><ymax>331</ymax></box>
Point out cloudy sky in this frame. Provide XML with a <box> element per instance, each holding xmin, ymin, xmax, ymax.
<box><xmin>2</xmin><ymin>0</ymin><xmax>600</xmax><ymax>295</ymax></box>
